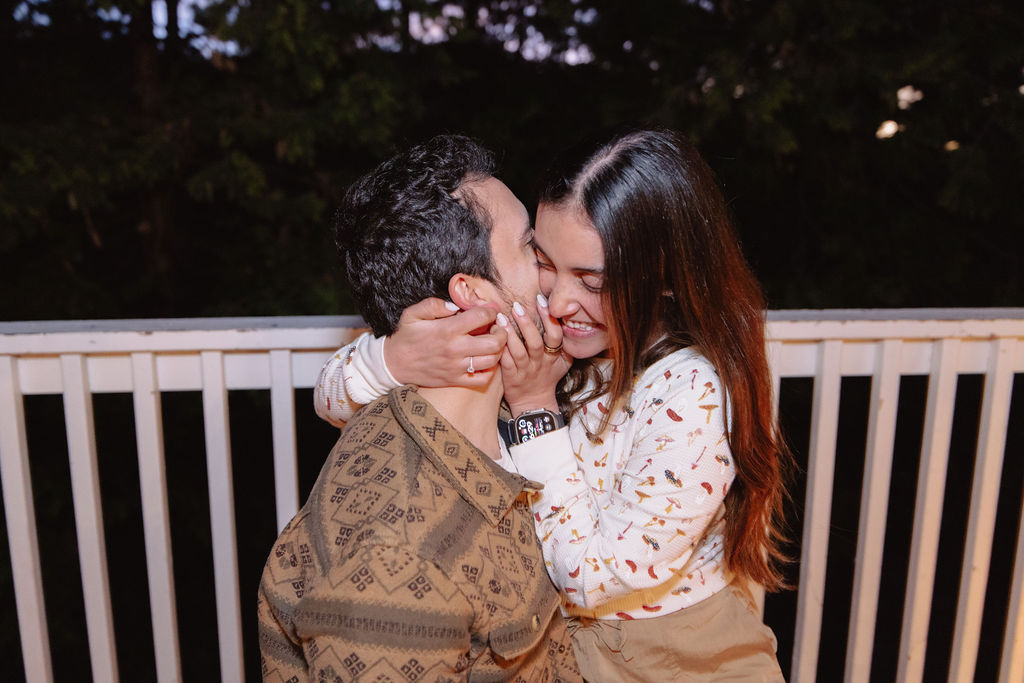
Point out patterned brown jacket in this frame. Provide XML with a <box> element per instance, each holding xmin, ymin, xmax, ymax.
<box><xmin>257</xmin><ymin>386</ymin><xmax>581</xmax><ymax>682</ymax></box>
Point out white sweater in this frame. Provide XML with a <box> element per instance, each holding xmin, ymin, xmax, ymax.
<box><xmin>313</xmin><ymin>333</ymin><xmax>734</xmax><ymax>619</ymax></box>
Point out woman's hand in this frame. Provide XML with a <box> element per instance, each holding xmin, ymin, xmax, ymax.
<box><xmin>384</xmin><ymin>298</ymin><xmax>509</xmax><ymax>388</ymax></box>
<box><xmin>500</xmin><ymin>293</ymin><xmax>572</xmax><ymax>416</ymax></box>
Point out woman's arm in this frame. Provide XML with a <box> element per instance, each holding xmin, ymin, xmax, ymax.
<box><xmin>313</xmin><ymin>332</ymin><xmax>399</xmax><ymax>428</ymax></box>
<box><xmin>313</xmin><ymin>299</ymin><xmax>508</xmax><ymax>428</ymax></box>
<box><xmin>509</xmin><ymin>353</ymin><xmax>735</xmax><ymax>610</ymax></box>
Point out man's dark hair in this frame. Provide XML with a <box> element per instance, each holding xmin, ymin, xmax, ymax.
<box><xmin>333</xmin><ymin>135</ymin><xmax>498</xmax><ymax>336</ymax></box>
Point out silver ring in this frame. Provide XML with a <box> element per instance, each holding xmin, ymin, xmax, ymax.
<box><xmin>467</xmin><ymin>356</ymin><xmax>475</xmax><ymax>374</ymax></box>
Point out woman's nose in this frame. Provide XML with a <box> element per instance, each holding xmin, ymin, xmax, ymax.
<box><xmin>545</xmin><ymin>279</ymin><xmax>580</xmax><ymax>318</ymax></box>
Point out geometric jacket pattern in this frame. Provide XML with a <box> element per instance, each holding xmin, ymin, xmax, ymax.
<box><xmin>257</xmin><ymin>386</ymin><xmax>582</xmax><ymax>682</ymax></box>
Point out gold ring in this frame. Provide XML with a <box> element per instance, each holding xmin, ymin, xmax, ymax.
<box><xmin>543</xmin><ymin>342</ymin><xmax>562</xmax><ymax>355</ymax></box>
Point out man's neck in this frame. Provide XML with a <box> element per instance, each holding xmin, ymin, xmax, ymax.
<box><xmin>417</xmin><ymin>374</ymin><xmax>504</xmax><ymax>461</ymax></box>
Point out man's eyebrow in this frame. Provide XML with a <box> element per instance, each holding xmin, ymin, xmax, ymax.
<box><xmin>532</xmin><ymin>241</ymin><xmax>604</xmax><ymax>275</ymax></box>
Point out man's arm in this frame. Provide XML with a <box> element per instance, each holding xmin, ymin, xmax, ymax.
<box><xmin>298</xmin><ymin>546</ymin><xmax>476</xmax><ymax>680</ymax></box>
<box><xmin>258</xmin><ymin>512</ymin><xmax>316</xmax><ymax>680</ymax></box>
<box><xmin>257</xmin><ymin>576</ymin><xmax>308</xmax><ymax>681</ymax></box>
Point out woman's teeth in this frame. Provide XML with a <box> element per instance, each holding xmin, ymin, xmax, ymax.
<box><xmin>564</xmin><ymin>320</ymin><xmax>595</xmax><ymax>331</ymax></box>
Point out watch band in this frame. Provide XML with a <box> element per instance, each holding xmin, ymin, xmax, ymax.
<box><xmin>503</xmin><ymin>409</ymin><xmax>566</xmax><ymax>446</ymax></box>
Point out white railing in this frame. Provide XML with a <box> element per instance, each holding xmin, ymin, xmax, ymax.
<box><xmin>1</xmin><ymin>309</ymin><xmax>1022</xmax><ymax>683</ymax></box>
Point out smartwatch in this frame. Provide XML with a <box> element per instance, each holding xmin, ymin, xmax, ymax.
<box><xmin>504</xmin><ymin>409</ymin><xmax>566</xmax><ymax>445</ymax></box>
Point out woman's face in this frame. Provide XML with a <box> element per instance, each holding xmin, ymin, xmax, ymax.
<box><xmin>533</xmin><ymin>202</ymin><xmax>610</xmax><ymax>359</ymax></box>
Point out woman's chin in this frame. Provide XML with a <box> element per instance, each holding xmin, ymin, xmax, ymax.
<box><xmin>562</xmin><ymin>334</ymin><xmax>609</xmax><ymax>360</ymax></box>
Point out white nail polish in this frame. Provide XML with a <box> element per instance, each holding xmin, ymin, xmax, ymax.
<box><xmin>513</xmin><ymin>301</ymin><xmax>525</xmax><ymax>316</ymax></box>
<box><xmin>445</xmin><ymin>301</ymin><xmax>459</xmax><ymax>312</ymax></box>
<box><xmin>496</xmin><ymin>312</ymin><xmax>509</xmax><ymax>327</ymax></box>
<box><xmin>537</xmin><ymin>293</ymin><xmax>548</xmax><ymax>308</ymax></box>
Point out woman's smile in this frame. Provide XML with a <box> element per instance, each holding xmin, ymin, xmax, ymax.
<box><xmin>561</xmin><ymin>319</ymin><xmax>603</xmax><ymax>336</ymax></box>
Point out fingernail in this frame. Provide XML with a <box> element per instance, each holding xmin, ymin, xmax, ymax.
<box><xmin>496</xmin><ymin>312</ymin><xmax>509</xmax><ymax>327</ymax></box>
<box><xmin>537</xmin><ymin>293</ymin><xmax>548</xmax><ymax>308</ymax></box>
<box><xmin>444</xmin><ymin>301</ymin><xmax>459</xmax><ymax>312</ymax></box>
<box><xmin>513</xmin><ymin>301</ymin><xmax>525</xmax><ymax>316</ymax></box>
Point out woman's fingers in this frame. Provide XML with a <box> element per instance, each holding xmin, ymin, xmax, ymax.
<box><xmin>387</xmin><ymin>299</ymin><xmax>460</xmax><ymax>385</ymax></box>
<box><xmin>536</xmin><ymin>293</ymin><xmax>563</xmax><ymax>350</ymax></box>
<box><xmin>468</xmin><ymin>352</ymin><xmax>503</xmax><ymax>371</ymax></box>
<box><xmin>388</xmin><ymin>303</ymin><xmax>505</xmax><ymax>387</ymax></box>
<box><xmin>450</xmin><ymin>323</ymin><xmax>505</xmax><ymax>357</ymax></box>
<box><xmin>498</xmin><ymin>299</ymin><xmax>569</xmax><ymax>414</ymax></box>
<box><xmin>511</xmin><ymin>301</ymin><xmax>544</xmax><ymax>355</ymax></box>
<box><xmin>446</xmin><ymin>305</ymin><xmax>498</xmax><ymax>334</ymax></box>
<box><xmin>397</xmin><ymin>297</ymin><xmax>460</xmax><ymax>324</ymax></box>
<box><xmin>503</xmin><ymin>312</ymin><xmax>529</xmax><ymax>366</ymax></box>
<box><xmin>499</xmin><ymin>346</ymin><xmax>516</xmax><ymax>372</ymax></box>
<box><xmin>453</xmin><ymin>314</ymin><xmax>507</xmax><ymax>385</ymax></box>
<box><xmin>448</xmin><ymin>312</ymin><xmax>507</xmax><ymax>369</ymax></box>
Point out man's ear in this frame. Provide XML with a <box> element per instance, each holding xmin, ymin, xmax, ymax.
<box><xmin>448</xmin><ymin>273</ymin><xmax>495</xmax><ymax>311</ymax></box>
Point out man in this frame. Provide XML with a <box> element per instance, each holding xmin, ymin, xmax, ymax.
<box><xmin>257</xmin><ymin>135</ymin><xmax>580</xmax><ymax>681</ymax></box>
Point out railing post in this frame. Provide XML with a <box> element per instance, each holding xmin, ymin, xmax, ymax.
<box><xmin>999</xmin><ymin>493</ymin><xmax>1024</xmax><ymax>683</ymax></box>
<box><xmin>270</xmin><ymin>349</ymin><xmax>299</xmax><ymax>532</ymax></box>
<box><xmin>0</xmin><ymin>355</ymin><xmax>54</xmax><ymax>683</ymax></box>
<box><xmin>949</xmin><ymin>338</ymin><xmax>1016</xmax><ymax>682</ymax></box>
<box><xmin>131</xmin><ymin>352</ymin><xmax>182</xmax><ymax>683</ymax></box>
<box><xmin>60</xmin><ymin>354</ymin><xmax>119</xmax><ymax>683</ymax></box>
<box><xmin>844</xmin><ymin>339</ymin><xmax>903</xmax><ymax>683</ymax></box>
<box><xmin>897</xmin><ymin>338</ymin><xmax>960</xmax><ymax>683</ymax></box>
<box><xmin>200</xmin><ymin>351</ymin><xmax>245</xmax><ymax>682</ymax></box>
<box><xmin>791</xmin><ymin>339</ymin><xmax>842</xmax><ymax>683</ymax></box>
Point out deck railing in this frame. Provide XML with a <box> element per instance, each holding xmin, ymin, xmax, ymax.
<box><xmin>1</xmin><ymin>309</ymin><xmax>1022</xmax><ymax>682</ymax></box>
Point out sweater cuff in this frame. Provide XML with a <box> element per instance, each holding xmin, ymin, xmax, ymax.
<box><xmin>347</xmin><ymin>333</ymin><xmax>402</xmax><ymax>404</ymax></box>
<box><xmin>375</xmin><ymin>336</ymin><xmax>402</xmax><ymax>387</ymax></box>
<box><xmin>507</xmin><ymin>427</ymin><xmax>576</xmax><ymax>484</ymax></box>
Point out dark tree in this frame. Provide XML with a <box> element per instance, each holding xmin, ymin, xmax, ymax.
<box><xmin>2</xmin><ymin>0</ymin><xmax>1022</xmax><ymax>321</ymax></box>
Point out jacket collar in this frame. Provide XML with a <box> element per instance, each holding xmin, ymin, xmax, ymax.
<box><xmin>389</xmin><ymin>385</ymin><xmax>526</xmax><ymax>526</ymax></box>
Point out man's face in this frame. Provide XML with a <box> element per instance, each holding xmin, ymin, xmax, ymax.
<box><xmin>464</xmin><ymin>177</ymin><xmax>542</xmax><ymax>335</ymax></box>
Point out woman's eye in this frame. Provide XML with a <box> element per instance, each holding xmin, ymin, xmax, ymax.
<box><xmin>581</xmin><ymin>277</ymin><xmax>603</xmax><ymax>292</ymax></box>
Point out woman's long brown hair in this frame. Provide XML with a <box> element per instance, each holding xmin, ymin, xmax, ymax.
<box><xmin>540</xmin><ymin>127</ymin><xmax>792</xmax><ymax>591</ymax></box>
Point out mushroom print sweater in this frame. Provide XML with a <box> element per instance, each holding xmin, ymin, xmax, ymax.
<box><xmin>314</xmin><ymin>335</ymin><xmax>735</xmax><ymax>620</ymax></box>
<box><xmin>505</xmin><ymin>348</ymin><xmax>733</xmax><ymax>619</ymax></box>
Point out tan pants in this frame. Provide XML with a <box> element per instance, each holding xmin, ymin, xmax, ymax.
<box><xmin>568</xmin><ymin>582</ymin><xmax>785</xmax><ymax>682</ymax></box>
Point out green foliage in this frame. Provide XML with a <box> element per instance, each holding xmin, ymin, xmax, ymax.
<box><xmin>1</xmin><ymin>0</ymin><xmax>1022</xmax><ymax>321</ymax></box>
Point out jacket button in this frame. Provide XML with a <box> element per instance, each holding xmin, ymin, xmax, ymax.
<box><xmin>531</xmin><ymin>614</ymin><xmax>540</xmax><ymax>631</ymax></box>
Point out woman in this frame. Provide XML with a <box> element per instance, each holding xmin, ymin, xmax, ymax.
<box><xmin>315</xmin><ymin>128</ymin><xmax>789</xmax><ymax>681</ymax></box>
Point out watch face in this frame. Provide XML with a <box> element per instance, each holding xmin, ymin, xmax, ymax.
<box><xmin>515</xmin><ymin>413</ymin><xmax>557</xmax><ymax>443</ymax></box>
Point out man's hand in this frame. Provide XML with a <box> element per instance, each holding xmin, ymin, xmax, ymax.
<box><xmin>500</xmin><ymin>294</ymin><xmax>572</xmax><ymax>416</ymax></box>
<box><xmin>384</xmin><ymin>298</ymin><xmax>509</xmax><ymax>388</ymax></box>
